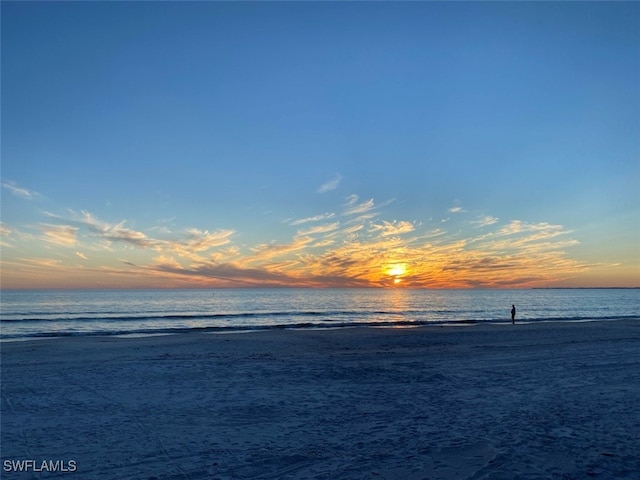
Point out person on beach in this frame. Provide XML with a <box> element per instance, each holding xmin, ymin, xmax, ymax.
<box><xmin>511</xmin><ymin>304</ymin><xmax>516</xmax><ymax>324</ymax></box>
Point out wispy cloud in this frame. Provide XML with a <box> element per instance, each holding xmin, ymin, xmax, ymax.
<box><xmin>296</xmin><ymin>222</ymin><xmax>340</xmax><ymax>237</ymax></box>
<box><xmin>370</xmin><ymin>220</ymin><xmax>415</xmax><ymax>237</ymax></box>
<box><xmin>0</xmin><ymin>223</ymin><xmax>14</xmax><ymax>248</ymax></box>
<box><xmin>289</xmin><ymin>213</ymin><xmax>335</xmax><ymax>226</ymax></box>
<box><xmin>179</xmin><ymin>228</ymin><xmax>235</xmax><ymax>253</ymax></box>
<box><xmin>343</xmin><ymin>195</ymin><xmax>375</xmax><ymax>216</ymax></box>
<box><xmin>342</xmin><ymin>224</ymin><xmax>365</xmax><ymax>235</ymax></box>
<box><xmin>472</xmin><ymin>215</ymin><xmax>499</xmax><ymax>227</ymax></box>
<box><xmin>245</xmin><ymin>236</ymin><xmax>314</xmax><ymax>264</ymax></box>
<box><xmin>317</xmin><ymin>174</ymin><xmax>343</xmax><ymax>193</ymax></box>
<box><xmin>2</xmin><ymin>181</ymin><xmax>39</xmax><ymax>199</ymax></box>
<box><xmin>40</xmin><ymin>224</ymin><xmax>78</xmax><ymax>247</ymax></box>
<box><xmin>76</xmin><ymin>210</ymin><xmax>152</xmax><ymax>247</ymax></box>
<box><xmin>1</xmin><ymin>195</ymin><xmax>588</xmax><ymax>289</ymax></box>
<box><xmin>67</xmin><ymin>210</ymin><xmax>235</xmax><ymax>258</ymax></box>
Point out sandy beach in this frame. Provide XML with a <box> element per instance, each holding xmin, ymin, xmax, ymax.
<box><xmin>1</xmin><ymin>320</ymin><xmax>639</xmax><ymax>480</ymax></box>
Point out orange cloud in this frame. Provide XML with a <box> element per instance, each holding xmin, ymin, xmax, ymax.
<box><xmin>40</xmin><ymin>224</ymin><xmax>78</xmax><ymax>247</ymax></box>
<box><xmin>0</xmin><ymin>201</ymin><xmax>597</xmax><ymax>289</ymax></box>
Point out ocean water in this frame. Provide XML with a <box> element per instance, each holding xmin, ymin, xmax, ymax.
<box><xmin>1</xmin><ymin>288</ymin><xmax>638</xmax><ymax>340</ymax></box>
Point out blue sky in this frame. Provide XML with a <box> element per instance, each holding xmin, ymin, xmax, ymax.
<box><xmin>1</xmin><ymin>1</ymin><xmax>638</xmax><ymax>288</ymax></box>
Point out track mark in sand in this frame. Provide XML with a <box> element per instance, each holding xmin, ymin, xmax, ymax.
<box><xmin>58</xmin><ymin>370</ymin><xmax>192</xmax><ymax>480</ymax></box>
<box><xmin>2</xmin><ymin>391</ymin><xmax>36</xmax><ymax>459</ymax></box>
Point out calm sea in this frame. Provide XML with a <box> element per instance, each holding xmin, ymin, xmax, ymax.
<box><xmin>1</xmin><ymin>288</ymin><xmax>638</xmax><ymax>340</ymax></box>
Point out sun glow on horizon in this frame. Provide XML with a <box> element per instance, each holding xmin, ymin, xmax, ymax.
<box><xmin>387</xmin><ymin>263</ymin><xmax>408</xmax><ymax>285</ymax></box>
<box><xmin>0</xmin><ymin>201</ymin><xmax>603</xmax><ymax>289</ymax></box>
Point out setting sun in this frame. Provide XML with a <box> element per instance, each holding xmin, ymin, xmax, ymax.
<box><xmin>387</xmin><ymin>264</ymin><xmax>407</xmax><ymax>284</ymax></box>
<box><xmin>387</xmin><ymin>264</ymin><xmax>407</xmax><ymax>276</ymax></box>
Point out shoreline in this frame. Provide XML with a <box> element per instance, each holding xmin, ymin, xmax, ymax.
<box><xmin>2</xmin><ymin>317</ymin><xmax>638</xmax><ymax>357</ymax></box>
<box><xmin>2</xmin><ymin>315</ymin><xmax>638</xmax><ymax>344</ymax></box>
<box><xmin>2</xmin><ymin>319</ymin><xmax>639</xmax><ymax>479</ymax></box>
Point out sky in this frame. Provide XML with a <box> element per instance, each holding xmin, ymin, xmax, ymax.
<box><xmin>1</xmin><ymin>1</ymin><xmax>639</xmax><ymax>289</ymax></box>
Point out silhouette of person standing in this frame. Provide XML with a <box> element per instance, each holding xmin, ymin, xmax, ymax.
<box><xmin>511</xmin><ymin>304</ymin><xmax>516</xmax><ymax>324</ymax></box>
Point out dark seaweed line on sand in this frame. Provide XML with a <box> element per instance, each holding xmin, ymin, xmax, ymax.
<box><xmin>1</xmin><ymin>315</ymin><xmax>638</xmax><ymax>340</ymax></box>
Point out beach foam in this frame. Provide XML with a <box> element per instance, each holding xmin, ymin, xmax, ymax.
<box><xmin>2</xmin><ymin>320</ymin><xmax>639</xmax><ymax>479</ymax></box>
